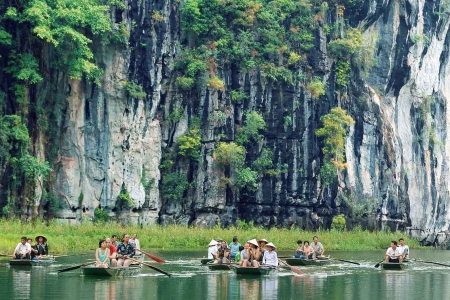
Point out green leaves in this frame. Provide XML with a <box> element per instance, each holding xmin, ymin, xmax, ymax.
<box><xmin>6</xmin><ymin>53</ymin><xmax>43</xmax><ymax>84</ymax></box>
<box><xmin>124</xmin><ymin>81</ymin><xmax>147</xmax><ymax>100</ymax></box>
<box><xmin>236</xmin><ymin>111</ymin><xmax>266</xmax><ymax>145</ymax></box>
<box><xmin>177</xmin><ymin>128</ymin><xmax>202</xmax><ymax>160</ymax></box>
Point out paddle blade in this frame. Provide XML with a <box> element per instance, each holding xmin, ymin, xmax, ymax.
<box><xmin>290</xmin><ymin>266</ymin><xmax>303</xmax><ymax>275</ymax></box>
<box><xmin>140</xmin><ymin>261</ymin><xmax>171</xmax><ymax>277</ymax></box>
<box><xmin>138</xmin><ymin>249</ymin><xmax>165</xmax><ymax>264</ymax></box>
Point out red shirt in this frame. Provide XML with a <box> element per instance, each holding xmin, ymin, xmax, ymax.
<box><xmin>109</xmin><ymin>244</ymin><xmax>117</xmax><ymax>254</ymax></box>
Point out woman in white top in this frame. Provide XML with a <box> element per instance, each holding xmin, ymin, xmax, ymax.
<box><xmin>262</xmin><ymin>243</ymin><xmax>278</xmax><ymax>267</ymax></box>
<box><xmin>207</xmin><ymin>240</ymin><xmax>218</xmax><ymax>259</ymax></box>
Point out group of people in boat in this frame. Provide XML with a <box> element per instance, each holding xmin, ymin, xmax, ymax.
<box><xmin>13</xmin><ymin>236</ymin><xmax>48</xmax><ymax>260</ymax></box>
<box><xmin>95</xmin><ymin>234</ymin><xmax>141</xmax><ymax>268</ymax></box>
<box><xmin>208</xmin><ymin>236</ymin><xmax>279</xmax><ymax>268</ymax></box>
<box><xmin>293</xmin><ymin>236</ymin><xmax>325</xmax><ymax>259</ymax></box>
<box><xmin>384</xmin><ymin>238</ymin><xmax>410</xmax><ymax>263</ymax></box>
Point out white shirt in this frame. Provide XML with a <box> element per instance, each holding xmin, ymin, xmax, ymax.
<box><xmin>14</xmin><ymin>242</ymin><xmax>31</xmax><ymax>255</ymax></box>
<box><xmin>134</xmin><ymin>239</ymin><xmax>141</xmax><ymax>254</ymax></box>
<box><xmin>398</xmin><ymin>245</ymin><xmax>409</xmax><ymax>257</ymax></box>
<box><xmin>386</xmin><ymin>247</ymin><xmax>402</xmax><ymax>259</ymax></box>
<box><xmin>262</xmin><ymin>251</ymin><xmax>278</xmax><ymax>266</ymax></box>
<box><xmin>208</xmin><ymin>245</ymin><xmax>218</xmax><ymax>259</ymax></box>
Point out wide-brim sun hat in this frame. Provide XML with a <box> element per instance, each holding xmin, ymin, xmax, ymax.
<box><xmin>258</xmin><ymin>238</ymin><xmax>268</xmax><ymax>243</ymax></box>
<box><xmin>266</xmin><ymin>242</ymin><xmax>276</xmax><ymax>249</ymax></box>
<box><xmin>35</xmin><ymin>235</ymin><xmax>47</xmax><ymax>243</ymax></box>
<box><xmin>247</xmin><ymin>239</ymin><xmax>259</xmax><ymax>247</ymax></box>
<box><xmin>208</xmin><ymin>239</ymin><xmax>218</xmax><ymax>246</ymax></box>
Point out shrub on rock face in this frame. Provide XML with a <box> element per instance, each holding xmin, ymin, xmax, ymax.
<box><xmin>94</xmin><ymin>207</ymin><xmax>109</xmax><ymax>223</ymax></box>
<box><xmin>306</xmin><ymin>78</ymin><xmax>326</xmax><ymax>99</ymax></box>
<box><xmin>331</xmin><ymin>214</ymin><xmax>346</xmax><ymax>231</ymax></box>
<box><xmin>214</xmin><ymin>142</ymin><xmax>246</xmax><ymax>167</ymax></box>
<box><xmin>161</xmin><ymin>172</ymin><xmax>189</xmax><ymax>203</ymax></box>
<box><xmin>177</xmin><ymin>128</ymin><xmax>202</xmax><ymax>160</ymax></box>
<box><xmin>175</xmin><ymin>76</ymin><xmax>195</xmax><ymax>90</ymax></box>
<box><xmin>207</xmin><ymin>76</ymin><xmax>225</xmax><ymax>91</ymax></box>
<box><xmin>124</xmin><ymin>81</ymin><xmax>146</xmax><ymax>100</ymax></box>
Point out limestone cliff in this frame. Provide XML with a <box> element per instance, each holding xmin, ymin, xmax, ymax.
<box><xmin>1</xmin><ymin>0</ymin><xmax>450</xmax><ymax>245</ymax></box>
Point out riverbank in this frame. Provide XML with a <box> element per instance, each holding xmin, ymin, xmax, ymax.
<box><xmin>0</xmin><ymin>219</ymin><xmax>423</xmax><ymax>255</ymax></box>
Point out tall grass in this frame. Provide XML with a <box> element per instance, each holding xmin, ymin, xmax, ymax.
<box><xmin>0</xmin><ymin>219</ymin><xmax>422</xmax><ymax>255</ymax></box>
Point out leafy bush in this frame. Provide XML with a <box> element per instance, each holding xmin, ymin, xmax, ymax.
<box><xmin>230</xmin><ymin>90</ymin><xmax>248</xmax><ymax>103</ymax></box>
<box><xmin>94</xmin><ymin>207</ymin><xmax>109</xmax><ymax>223</ymax></box>
<box><xmin>161</xmin><ymin>172</ymin><xmax>190</xmax><ymax>203</ymax></box>
<box><xmin>209</xmin><ymin>111</ymin><xmax>227</xmax><ymax>126</ymax></box>
<box><xmin>253</xmin><ymin>148</ymin><xmax>274</xmax><ymax>171</ymax></box>
<box><xmin>328</xmin><ymin>28</ymin><xmax>363</xmax><ymax>59</ymax></box>
<box><xmin>214</xmin><ymin>142</ymin><xmax>246</xmax><ymax>167</ymax></box>
<box><xmin>235</xmin><ymin>167</ymin><xmax>259</xmax><ymax>191</ymax></box>
<box><xmin>306</xmin><ymin>78</ymin><xmax>326</xmax><ymax>99</ymax></box>
<box><xmin>207</xmin><ymin>76</ymin><xmax>225</xmax><ymax>91</ymax></box>
<box><xmin>331</xmin><ymin>214</ymin><xmax>346</xmax><ymax>231</ymax></box>
<box><xmin>125</xmin><ymin>81</ymin><xmax>147</xmax><ymax>100</ymax></box>
<box><xmin>287</xmin><ymin>52</ymin><xmax>302</xmax><ymax>65</ymax></box>
<box><xmin>320</xmin><ymin>160</ymin><xmax>338</xmax><ymax>187</ymax></box>
<box><xmin>236</xmin><ymin>111</ymin><xmax>266</xmax><ymax>145</ymax></box>
<box><xmin>6</xmin><ymin>53</ymin><xmax>43</xmax><ymax>84</ymax></box>
<box><xmin>175</xmin><ymin>76</ymin><xmax>195</xmax><ymax>90</ymax></box>
<box><xmin>335</xmin><ymin>60</ymin><xmax>351</xmax><ymax>88</ymax></box>
<box><xmin>116</xmin><ymin>184</ymin><xmax>135</xmax><ymax>209</ymax></box>
<box><xmin>177</xmin><ymin>128</ymin><xmax>202</xmax><ymax>160</ymax></box>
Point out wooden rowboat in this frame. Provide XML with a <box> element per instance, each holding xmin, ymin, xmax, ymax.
<box><xmin>381</xmin><ymin>262</ymin><xmax>406</xmax><ymax>270</ymax></box>
<box><xmin>201</xmin><ymin>258</ymin><xmax>213</xmax><ymax>265</ymax></box>
<box><xmin>82</xmin><ymin>265</ymin><xmax>142</xmax><ymax>277</ymax></box>
<box><xmin>9</xmin><ymin>258</ymin><xmax>55</xmax><ymax>267</ymax></box>
<box><xmin>285</xmin><ymin>257</ymin><xmax>330</xmax><ymax>266</ymax></box>
<box><xmin>208</xmin><ymin>263</ymin><xmax>233</xmax><ymax>271</ymax></box>
<box><xmin>234</xmin><ymin>266</ymin><xmax>277</xmax><ymax>276</ymax></box>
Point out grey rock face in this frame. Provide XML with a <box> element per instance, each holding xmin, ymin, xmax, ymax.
<box><xmin>37</xmin><ymin>0</ymin><xmax>450</xmax><ymax>244</ymax></box>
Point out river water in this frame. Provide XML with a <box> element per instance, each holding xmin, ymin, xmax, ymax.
<box><xmin>1</xmin><ymin>250</ymin><xmax>450</xmax><ymax>300</ymax></box>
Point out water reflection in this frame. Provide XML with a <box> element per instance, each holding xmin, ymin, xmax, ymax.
<box><xmin>12</xmin><ymin>268</ymin><xmax>31</xmax><ymax>300</ymax></box>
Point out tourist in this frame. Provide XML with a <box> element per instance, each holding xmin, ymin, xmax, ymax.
<box><xmin>208</xmin><ymin>240</ymin><xmax>218</xmax><ymax>259</ymax></box>
<box><xmin>111</xmin><ymin>235</ymin><xmax>119</xmax><ymax>247</ymax></box>
<box><xmin>398</xmin><ymin>238</ymin><xmax>410</xmax><ymax>260</ymax></box>
<box><xmin>130</xmin><ymin>234</ymin><xmax>141</xmax><ymax>255</ymax></box>
<box><xmin>215</xmin><ymin>240</ymin><xmax>230</xmax><ymax>264</ymax></box>
<box><xmin>294</xmin><ymin>240</ymin><xmax>305</xmax><ymax>259</ymax></box>
<box><xmin>262</xmin><ymin>243</ymin><xmax>278</xmax><ymax>267</ymax></box>
<box><xmin>385</xmin><ymin>240</ymin><xmax>403</xmax><ymax>263</ymax></box>
<box><xmin>311</xmin><ymin>236</ymin><xmax>325</xmax><ymax>259</ymax></box>
<box><xmin>248</xmin><ymin>239</ymin><xmax>261</xmax><ymax>268</ymax></box>
<box><xmin>106</xmin><ymin>238</ymin><xmax>117</xmax><ymax>267</ymax></box>
<box><xmin>117</xmin><ymin>234</ymin><xmax>135</xmax><ymax>267</ymax></box>
<box><xmin>240</xmin><ymin>243</ymin><xmax>250</xmax><ymax>267</ymax></box>
<box><xmin>258</xmin><ymin>239</ymin><xmax>268</xmax><ymax>253</ymax></box>
<box><xmin>34</xmin><ymin>235</ymin><xmax>49</xmax><ymax>257</ymax></box>
<box><xmin>96</xmin><ymin>239</ymin><xmax>110</xmax><ymax>268</ymax></box>
<box><xmin>303</xmin><ymin>241</ymin><xmax>312</xmax><ymax>258</ymax></box>
<box><xmin>229</xmin><ymin>236</ymin><xmax>241</xmax><ymax>260</ymax></box>
<box><xmin>13</xmin><ymin>236</ymin><xmax>31</xmax><ymax>259</ymax></box>
<box><xmin>27</xmin><ymin>238</ymin><xmax>38</xmax><ymax>259</ymax></box>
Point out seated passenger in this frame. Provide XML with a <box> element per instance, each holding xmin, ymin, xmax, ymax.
<box><xmin>208</xmin><ymin>240</ymin><xmax>218</xmax><ymax>259</ymax></box>
<box><xmin>13</xmin><ymin>236</ymin><xmax>31</xmax><ymax>260</ymax></box>
<box><xmin>303</xmin><ymin>241</ymin><xmax>312</xmax><ymax>259</ymax></box>
<box><xmin>262</xmin><ymin>243</ymin><xmax>278</xmax><ymax>267</ymax></box>
<box><xmin>106</xmin><ymin>238</ymin><xmax>117</xmax><ymax>267</ymax></box>
<box><xmin>117</xmin><ymin>234</ymin><xmax>135</xmax><ymax>267</ymax></box>
<box><xmin>96</xmin><ymin>239</ymin><xmax>110</xmax><ymax>268</ymax></box>
<box><xmin>294</xmin><ymin>240</ymin><xmax>305</xmax><ymax>259</ymax></box>
<box><xmin>311</xmin><ymin>236</ymin><xmax>325</xmax><ymax>259</ymax></box>
<box><xmin>398</xmin><ymin>238</ymin><xmax>410</xmax><ymax>260</ymax></box>
<box><xmin>385</xmin><ymin>240</ymin><xmax>403</xmax><ymax>263</ymax></box>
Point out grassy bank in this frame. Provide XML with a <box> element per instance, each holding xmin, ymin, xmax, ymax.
<box><xmin>0</xmin><ymin>219</ymin><xmax>423</xmax><ymax>255</ymax></box>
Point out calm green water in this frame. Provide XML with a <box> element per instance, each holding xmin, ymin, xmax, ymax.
<box><xmin>1</xmin><ymin>250</ymin><xmax>450</xmax><ymax>300</ymax></box>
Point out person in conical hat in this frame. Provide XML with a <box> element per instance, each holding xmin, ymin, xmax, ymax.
<box><xmin>262</xmin><ymin>242</ymin><xmax>278</xmax><ymax>267</ymax></box>
<box><xmin>208</xmin><ymin>240</ymin><xmax>218</xmax><ymax>259</ymax></box>
<box><xmin>34</xmin><ymin>235</ymin><xmax>48</xmax><ymax>257</ymax></box>
<box><xmin>246</xmin><ymin>239</ymin><xmax>262</xmax><ymax>268</ymax></box>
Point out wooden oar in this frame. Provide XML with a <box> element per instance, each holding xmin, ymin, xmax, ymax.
<box><xmin>416</xmin><ymin>259</ymin><xmax>450</xmax><ymax>267</ymax></box>
<box><xmin>374</xmin><ymin>260</ymin><xmax>384</xmax><ymax>268</ymax></box>
<box><xmin>279</xmin><ymin>260</ymin><xmax>303</xmax><ymax>275</ymax></box>
<box><xmin>57</xmin><ymin>261</ymin><xmax>95</xmax><ymax>273</ymax></box>
<box><xmin>131</xmin><ymin>258</ymin><xmax>171</xmax><ymax>277</ymax></box>
<box><xmin>332</xmin><ymin>258</ymin><xmax>360</xmax><ymax>265</ymax></box>
<box><xmin>136</xmin><ymin>249</ymin><xmax>165</xmax><ymax>264</ymax></box>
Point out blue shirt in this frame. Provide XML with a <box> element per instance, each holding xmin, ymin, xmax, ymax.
<box><xmin>229</xmin><ymin>242</ymin><xmax>241</xmax><ymax>257</ymax></box>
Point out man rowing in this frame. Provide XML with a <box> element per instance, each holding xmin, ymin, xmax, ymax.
<box><xmin>34</xmin><ymin>235</ymin><xmax>49</xmax><ymax>258</ymax></box>
<box><xmin>117</xmin><ymin>234</ymin><xmax>135</xmax><ymax>267</ymax></box>
<box><xmin>311</xmin><ymin>236</ymin><xmax>325</xmax><ymax>259</ymax></box>
<box><xmin>384</xmin><ymin>240</ymin><xmax>403</xmax><ymax>263</ymax></box>
<box><xmin>13</xmin><ymin>236</ymin><xmax>31</xmax><ymax>259</ymax></box>
<box><xmin>398</xmin><ymin>238</ymin><xmax>410</xmax><ymax>260</ymax></box>
<box><xmin>262</xmin><ymin>243</ymin><xmax>278</xmax><ymax>267</ymax></box>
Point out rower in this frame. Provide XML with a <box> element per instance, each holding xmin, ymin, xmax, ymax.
<box><xmin>229</xmin><ymin>236</ymin><xmax>241</xmax><ymax>260</ymax></box>
<box><xmin>385</xmin><ymin>240</ymin><xmax>403</xmax><ymax>263</ymax></box>
<box><xmin>262</xmin><ymin>243</ymin><xmax>278</xmax><ymax>267</ymax></box>
<box><xmin>294</xmin><ymin>240</ymin><xmax>305</xmax><ymax>259</ymax></box>
<box><xmin>13</xmin><ymin>236</ymin><xmax>31</xmax><ymax>260</ymax></box>
<box><xmin>311</xmin><ymin>236</ymin><xmax>325</xmax><ymax>259</ymax></box>
<box><xmin>214</xmin><ymin>240</ymin><xmax>230</xmax><ymax>264</ymax></box>
<box><xmin>207</xmin><ymin>240</ymin><xmax>218</xmax><ymax>259</ymax></box>
<box><xmin>398</xmin><ymin>238</ymin><xmax>410</xmax><ymax>260</ymax></box>
<box><xmin>95</xmin><ymin>239</ymin><xmax>110</xmax><ymax>268</ymax></box>
<box><xmin>117</xmin><ymin>234</ymin><xmax>135</xmax><ymax>267</ymax></box>
<box><xmin>34</xmin><ymin>235</ymin><xmax>49</xmax><ymax>258</ymax></box>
